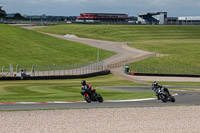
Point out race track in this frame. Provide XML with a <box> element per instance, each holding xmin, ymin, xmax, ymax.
<box><xmin>1</xmin><ymin>86</ymin><xmax>199</xmax><ymax>111</ymax></box>
<box><xmin>1</xmin><ymin>27</ymin><xmax>198</xmax><ymax>111</ymax></box>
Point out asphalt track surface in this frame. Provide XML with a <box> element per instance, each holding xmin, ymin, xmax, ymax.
<box><xmin>0</xmin><ymin>86</ymin><xmax>199</xmax><ymax>111</ymax></box>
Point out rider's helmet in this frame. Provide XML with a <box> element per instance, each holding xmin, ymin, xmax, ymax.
<box><xmin>81</xmin><ymin>80</ymin><xmax>86</xmax><ymax>86</ymax></box>
<box><xmin>153</xmin><ymin>81</ymin><xmax>158</xmax><ymax>86</ymax></box>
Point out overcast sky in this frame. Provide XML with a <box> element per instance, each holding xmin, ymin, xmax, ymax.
<box><xmin>1</xmin><ymin>0</ymin><xmax>200</xmax><ymax>17</ymax></box>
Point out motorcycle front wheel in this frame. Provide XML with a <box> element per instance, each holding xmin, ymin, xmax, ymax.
<box><xmin>84</xmin><ymin>95</ymin><xmax>91</xmax><ymax>103</ymax></box>
<box><xmin>171</xmin><ymin>96</ymin><xmax>175</xmax><ymax>102</ymax></box>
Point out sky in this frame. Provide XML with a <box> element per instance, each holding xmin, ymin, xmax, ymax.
<box><xmin>1</xmin><ymin>0</ymin><xmax>200</xmax><ymax>17</ymax></box>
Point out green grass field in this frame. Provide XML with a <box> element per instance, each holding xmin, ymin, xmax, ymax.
<box><xmin>128</xmin><ymin>39</ymin><xmax>200</xmax><ymax>74</ymax></box>
<box><xmin>153</xmin><ymin>81</ymin><xmax>200</xmax><ymax>91</ymax></box>
<box><xmin>36</xmin><ymin>25</ymin><xmax>200</xmax><ymax>74</ymax></box>
<box><xmin>0</xmin><ymin>74</ymin><xmax>154</xmax><ymax>102</ymax></box>
<box><xmin>0</xmin><ymin>24</ymin><xmax>114</xmax><ymax>67</ymax></box>
<box><xmin>157</xmin><ymin>81</ymin><xmax>200</xmax><ymax>86</ymax></box>
<box><xmin>35</xmin><ymin>25</ymin><xmax>200</xmax><ymax>42</ymax></box>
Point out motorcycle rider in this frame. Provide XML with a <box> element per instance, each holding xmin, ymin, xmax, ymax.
<box><xmin>152</xmin><ymin>81</ymin><xmax>171</xmax><ymax>100</ymax></box>
<box><xmin>81</xmin><ymin>80</ymin><xmax>96</xmax><ymax>98</ymax></box>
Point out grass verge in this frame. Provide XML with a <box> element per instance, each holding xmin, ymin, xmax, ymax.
<box><xmin>152</xmin><ymin>81</ymin><xmax>200</xmax><ymax>91</ymax></box>
<box><xmin>157</xmin><ymin>81</ymin><xmax>200</xmax><ymax>86</ymax></box>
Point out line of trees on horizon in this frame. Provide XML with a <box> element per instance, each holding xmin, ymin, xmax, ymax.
<box><xmin>0</xmin><ymin>6</ymin><xmax>76</xmax><ymax>23</ymax></box>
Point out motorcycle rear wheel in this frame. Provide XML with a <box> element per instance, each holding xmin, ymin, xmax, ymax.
<box><xmin>96</xmin><ymin>93</ymin><xmax>103</xmax><ymax>103</ymax></box>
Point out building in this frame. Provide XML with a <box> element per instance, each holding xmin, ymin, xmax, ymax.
<box><xmin>166</xmin><ymin>17</ymin><xmax>178</xmax><ymax>25</ymax></box>
<box><xmin>76</xmin><ymin>13</ymin><xmax>130</xmax><ymax>23</ymax></box>
<box><xmin>178</xmin><ymin>16</ymin><xmax>200</xmax><ymax>25</ymax></box>
<box><xmin>166</xmin><ymin>16</ymin><xmax>200</xmax><ymax>25</ymax></box>
<box><xmin>138</xmin><ymin>12</ymin><xmax>167</xmax><ymax>25</ymax></box>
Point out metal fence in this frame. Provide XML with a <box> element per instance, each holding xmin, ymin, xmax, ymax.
<box><xmin>2</xmin><ymin>20</ymin><xmax>200</xmax><ymax>26</ymax></box>
<box><xmin>1</xmin><ymin>53</ymin><xmax>199</xmax><ymax>77</ymax></box>
<box><xmin>0</xmin><ymin>53</ymin><xmax>159</xmax><ymax>78</ymax></box>
<box><xmin>106</xmin><ymin>53</ymin><xmax>161</xmax><ymax>69</ymax></box>
<box><xmin>0</xmin><ymin>61</ymin><xmax>105</xmax><ymax>77</ymax></box>
<box><xmin>166</xmin><ymin>21</ymin><xmax>200</xmax><ymax>25</ymax></box>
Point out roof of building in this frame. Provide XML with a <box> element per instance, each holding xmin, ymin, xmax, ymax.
<box><xmin>80</xmin><ymin>13</ymin><xmax>128</xmax><ymax>16</ymax></box>
<box><xmin>138</xmin><ymin>12</ymin><xmax>167</xmax><ymax>16</ymax></box>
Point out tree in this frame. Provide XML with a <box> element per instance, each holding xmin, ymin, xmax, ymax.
<box><xmin>14</xmin><ymin>13</ymin><xmax>24</xmax><ymax>20</ymax></box>
<box><xmin>0</xmin><ymin>6</ymin><xmax>6</xmax><ymax>18</ymax></box>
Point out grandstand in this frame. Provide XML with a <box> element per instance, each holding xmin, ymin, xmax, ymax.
<box><xmin>76</xmin><ymin>13</ymin><xmax>130</xmax><ymax>23</ymax></box>
<box><xmin>138</xmin><ymin>12</ymin><xmax>167</xmax><ymax>25</ymax></box>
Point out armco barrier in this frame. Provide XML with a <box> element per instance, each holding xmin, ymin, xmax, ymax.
<box><xmin>133</xmin><ymin>73</ymin><xmax>200</xmax><ymax>78</ymax></box>
<box><xmin>0</xmin><ymin>70</ymin><xmax>110</xmax><ymax>80</ymax></box>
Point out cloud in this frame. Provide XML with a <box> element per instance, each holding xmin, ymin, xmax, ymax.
<box><xmin>148</xmin><ymin>0</ymin><xmax>167</xmax><ymax>6</ymax></box>
<box><xmin>53</xmin><ymin>0</ymin><xmax>87</xmax><ymax>2</ymax></box>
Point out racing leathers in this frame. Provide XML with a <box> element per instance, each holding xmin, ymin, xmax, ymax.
<box><xmin>152</xmin><ymin>84</ymin><xmax>170</xmax><ymax>99</ymax></box>
<box><xmin>81</xmin><ymin>84</ymin><xmax>96</xmax><ymax>98</ymax></box>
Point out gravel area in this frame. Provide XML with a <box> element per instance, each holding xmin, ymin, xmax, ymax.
<box><xmin>0</xmin><ymin>106</ymin><xmax>200</xmax><ymax>133</ymax></box>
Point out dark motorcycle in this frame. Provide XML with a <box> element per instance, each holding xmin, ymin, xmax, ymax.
<box><xmin>81</xmin><ymin>90</ymin><xmax>103</xmax><ymax>103</ymax></box>
<box><xmin>157</xmin><ymin>87</ymin><xmax>175</xmax><ymax>103</ymax></box>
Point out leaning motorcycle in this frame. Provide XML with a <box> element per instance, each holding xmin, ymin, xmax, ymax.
<box><xmin>81</xmin><ymin>90</ymin><xmax>103</xmax><ymax>103</ymax></box>
<box><xmin>157</xmin><ymin>87</ymin><xmax>175</xmax><ymax>103</ymax></box>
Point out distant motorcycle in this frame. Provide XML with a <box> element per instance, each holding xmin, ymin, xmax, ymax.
<box><xmin>81</xmin><ymin>89</ymin><xmax>103</xmax><ymax>103</ymax></box>
<box><xmin>157</xmin><ymin>87</ymin><xmax>175</xmax><ymax>103</ymax></box>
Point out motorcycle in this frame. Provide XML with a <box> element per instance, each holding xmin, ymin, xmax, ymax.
<box><xmin>157</xmin><ymin>87</ymin><xmax>175</xmax><ymax>103</ymax></box>
<box><xmin>81</xmin><ymin>89</ymin><xmax>103</xmax><ymax>103</ymax></box>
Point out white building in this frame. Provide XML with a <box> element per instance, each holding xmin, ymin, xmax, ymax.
<box><xmin>178</xmin><ymin>16</ymin><xmax>200</xmax><ymax>25</ymax></box>
<box><xmin>138</xmin><ymin>12</ymin><xmax>167</xmax><ymax>25</ymax></box>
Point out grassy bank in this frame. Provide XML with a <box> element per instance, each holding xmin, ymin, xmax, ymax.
<box><xmin>35</xmin><ymin>25</ymin><xmax>200</xmax><ymax>42</ymax></box>
<box><xmin>0</xmin><ymin>74</ymin><xmax>154</xmax><ymax>102</ymax></box>
<box><xmin>36</xmin><ymin>25</ymin><xmax>200</xmax><ymax>74</ymax></box>
<box><xmin>155</xmin><ymin>81</ymin><xmax>200</xmax><ymax>91</ymax></box>
<box><xmin>128</xmin><ymin>39</ymin><xmax>200</xmax><ymax>74</ymax></box>
<box><xmin>0</xmin><ymin>24</ymin><xmax>114</xmax><ymax>67</ymax></box>
<box><xmin>158</xmin><ymin>81</ymin><xmax>200</xmax><ymax>86</ymax></box>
